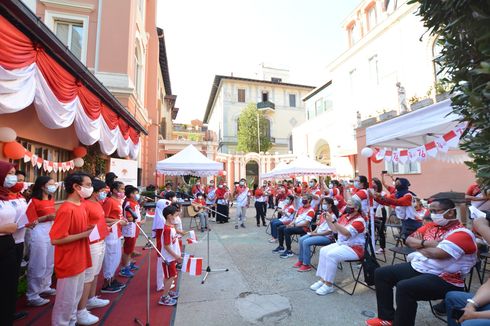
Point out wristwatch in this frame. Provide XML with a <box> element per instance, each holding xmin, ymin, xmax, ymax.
<box><xmin>332</xmin><ymin>220</ymin><xmax>337</xmax><ymax>224</ymax></box>
<box><xmin>467</xmin><ymin>298</ymin><xmax>479</xmax><ymax>308</ymax></box>
<box><xmin>421</xmin><ymin>240</ymin><xmax>426</xmax><ymax>248</ymax></box>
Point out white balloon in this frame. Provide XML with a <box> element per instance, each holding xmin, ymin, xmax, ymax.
<box><xmin>73</xmin><ymin>157</ymin><xmax>84</xmax><ymax>167</ymax></box>
<box><xmin>0</xmin><ymin>127</ymin><xmax>17</xmax><ymax>142</ymax></box>
<box><xmin>361</xmin><ymin>147</ymin><xmax>374</xmax><ymax>158</ymax></box>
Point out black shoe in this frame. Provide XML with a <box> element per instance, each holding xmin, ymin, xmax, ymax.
<box><xmin>257</xmin><ymin>224</ymin><xmax>260</xmax><ymax>227</ymax></box>
<box><xmin>272</xmin><ymin>246</ymin><xmax>285</xmax><ymax>253</ymax></box>
<box><xmin>14</xmin><ymin>311</ymin><xmax>28</xmax><ymax>321</ymax></box>
<box><xmin>235</xmin><ymin>225</ymin><xmax>239</xmax><ymax>229</ymax></box>
<box><xmin>240</xmin><ymin>224</ymin><xmax>246</xmax><ymax>228</ymax></box>
<box><xmin>432</xmin><ymin>300</ymin><xmax>446</xmax><ymax>316</ymax></box>
<box><xmin>263</xmin><ymin>223</ymin><xmax>267</xmax><ymax>227</ymax></box>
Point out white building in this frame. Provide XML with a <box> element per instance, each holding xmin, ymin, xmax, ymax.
<box><xmin>292</xmin><ymin>0</ymin><xmax>441</xmax><ymax>178</ymax></box>
<box><xmin>203</xmin><ymin>67</ymin><xmax>314</xmax><ymax>155</ymax></box>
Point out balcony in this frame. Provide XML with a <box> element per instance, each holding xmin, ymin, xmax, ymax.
<box><xmin>257</xmin><ymin>100</ymin><xmax>275</xmax><ymax>112</ymax></box>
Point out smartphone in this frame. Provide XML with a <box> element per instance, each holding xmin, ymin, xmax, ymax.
<box><xmin>381</xmin><ymin>170</ymin><xmax>388</xmax><ymax>174</ymax></box>
<box><xmin>451</xmin><ymin>309</ymin><xmax>464</xmax><ymax>320</ymax></box>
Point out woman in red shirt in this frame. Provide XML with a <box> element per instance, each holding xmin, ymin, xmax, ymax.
<box><xmin>25</xmin><ymin>176</ymin><xmax>57</xmax><ymax>307</ymax></box>
<box><xmin>215</xmin><ymin>183</ymin><xmax>229</xmax><ymax>223</ymax></box>
<box><xmin>101</xmin><ymin>181</ymin><xmax>127</xmax><ymax>293</ymax></box>
<box><xmin>254</xmin><ymin>184</ymin><xmax>267</xmax><ymax>227</ymax></box>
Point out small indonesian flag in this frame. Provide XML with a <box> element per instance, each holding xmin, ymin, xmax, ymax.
<box><xmin>53</xmin><ymin>162</ymin><xmax>59</xmax><ymax>172</ymax></box>
<box><xmin>37</xmin><ymin>158</ymin><xmax>43</xmax><ymax>169</ymax></box>
<box><xmin>375</xmin><ymin>148</ymin><xmax>386</xmax><ymax>161</ymax></box>
<box><xmin>89</xmin><ymin>226</ymin><xmax>100</xmax><ymax>242</ymax></box>
<box><xmin>415</xmin><ymin>146</ymin><xmax>427</xmax><ymax>161</ymax></box>
<box><xmin>384</xmin><ymin>150</ymin><xmax>393</xmax><ymax>162</ymax></box>
<box><xmin>425</xmin><ymin>141</ymin><xmax>438</xmax><ymax>157</ymax></box>
<box><xmin>188</xmin><ymin>257</ymin><xmax>203</xmax><ymax>276</ymax></box>
<box><xmin>408</xmin><ymin>148</ymin><xmax>418</xmax><ymax>162</ymax></box>
<box><xmin>399</xmin><ymin>150</ymin><xmax>409</xmax><ymax>164</ymax></box>
<box><xmin>187</xmin><ymin>230</ymin><xmax>198</xmax><ymax>244</ymax></box>
<box><xmin>442</xmin><ymin>130</ymin><xmax>459</xmax><ymax>148</ymax></box>
<box><xmin>24</xmin><ymin>151</ymin><xmax>32</xmax><ymax>163</ymax></box>
<box><xmin>392</xmin><ymin>150</ymin><xmax>400</xmax><ymax>164</ymax></box>
<box><xmin>435</xmin><ymin>137</ymin><xmax>449</xmax><ymax>153</ymax></box>
<box><xmin>182</xmin><ymin>253</ymin><xmax>194</xmax><ymax>272</ymax></box>
<box><xmin>145</xmin><ymin>209</ymin><xmax>155</xmax><ymax>218</ymax></box>
<box><xmin>89</xmin><ymin>222</ymin><xmax>110</xmax><ymax>242</ymax></box>
<box><xmin>31</xmin><ymin>155</ymin><xmax>38</xmax><ymax>167</ymax></box>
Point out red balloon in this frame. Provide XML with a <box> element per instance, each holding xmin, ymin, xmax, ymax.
<box><xmin>371</xmin><ymin>149</ymin><xmax>384</xmax><ymax>164</ymax></box>
<box><xmin>3</xmin><ymin>142</ymin><xmax>25</xmax><ymax>160</ymax></box>
<box><xmin>73</xmin><ymin>146</ymin><xmax>87</xmax><ymax>158</ymax></box>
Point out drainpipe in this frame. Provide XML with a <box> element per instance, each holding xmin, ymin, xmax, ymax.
<box><xmin>94</xmin><ymin>0</ymin><xmax>103</xmax><ymax>73</ymax></box>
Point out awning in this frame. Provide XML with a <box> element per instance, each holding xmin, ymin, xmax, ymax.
<box><xmin>366</xmin><ymin>99</ymin><xmax>459</xmax><ymax>148</ymax></box>
<box><xmin>156</xmin><ymin>145</ymin><xmax>223</xmax><ymax>177</ymax></box>
<box><xmin>272</xmin><ymin>156</ymin><xmax>336</xmax><ymax>178</ymax></box>
<box><xmin>0</xmin><ymin>3</ymin><xmax>147</xmax><ymax>159</ymax></box>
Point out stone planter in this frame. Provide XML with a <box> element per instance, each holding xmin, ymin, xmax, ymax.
<box><xmin>379</xmin><ymin>110</ymin><xmax>397</xmax><ymax>121</ymax></box>
<box><xmin>436</xmin><ymin>92</ymin><xmax>450</xmax><ymax>102</ymax></box>
<box><xmin>361</xmin><ymin>117</ymin><xmax>377</xmax><ymax>127</ymax></box>
<box><xmin>410</xmin><ymin>98</ymin><xmax>434</xmax><ymax>110</ymax></box>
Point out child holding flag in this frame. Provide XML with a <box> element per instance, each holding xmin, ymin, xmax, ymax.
<box><xmin>121</xmin><ymin>185</ymin><xmax>141</xmax><ymax>278</ymax></box>
<box><xmin>158</xmin><ymin>205</ymin><xmax>182</xmax><ymax>306</ymax></box>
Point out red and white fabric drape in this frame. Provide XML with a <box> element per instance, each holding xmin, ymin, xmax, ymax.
<box><xmin>0</xmin><ymin>16</ymin><xmax>140</xmax><ymax>159</ymax></box>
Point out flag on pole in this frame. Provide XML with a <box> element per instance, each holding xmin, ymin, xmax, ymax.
<box><xmin>89</xmin><ymin>226</ymin><xmax>101</xmax><ymax>242</ymax></box>
<box><xmin>187</xmin><ymin>230</ymin><xmax>198</xmax><ymax>244</ymax></box>
<box><xmin>182</xmin><ymin>253</ymin><xmax>194</xmax><ymax>272</ymax></box>
<box><xmin>188</xmin><ymin>257</ymin><xmax>203</xmax><ymax>276</ymax></box>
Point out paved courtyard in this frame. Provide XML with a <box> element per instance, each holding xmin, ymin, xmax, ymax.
<box><xmin>171</xmin><ymin>207</ymin><xmax>445</xmax><ymax>326</ymax></box>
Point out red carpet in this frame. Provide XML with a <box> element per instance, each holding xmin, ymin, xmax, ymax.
<box><xmin>15</xmin><ymin>248</ymin><xmax>178</xmax><ymax>326</ymax></box>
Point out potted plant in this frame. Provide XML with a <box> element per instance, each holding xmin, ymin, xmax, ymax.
<box><xmin>379</xmin><ymin>109</ymin><xmax>397</xmax><ymax>121</ymax></box>
<box><xmin>435</xmin><ymin>80</ymin><xmax>452</xmax><ymax>102</ymax></box>
<box><xmin>409</xmin><ymin>91</ymin><xmax>434</xmax><ymax>110</ymax></box>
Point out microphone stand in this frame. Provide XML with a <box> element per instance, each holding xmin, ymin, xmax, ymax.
<box><xmin>197</xmin><ymin>205</ymin><xmax>229</xmax><ymax>284</ymax></box>
<box><xmin>133</xmin><ymin>221</ymin><xmax>169</xmax><ymax>326</ymax></box>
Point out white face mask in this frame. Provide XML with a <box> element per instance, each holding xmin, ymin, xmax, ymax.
<box><xmin>321</xmin><ymin>204</ymin><xmax>328</xmax><ymax>211</ymax></box>
<box><xmin>333</xmin><ymin>199</ymin><xmax>339</xmax><ymax>206</ymax></box>
<box><xmin>3</xmin><ymin>175</ymin><xmax>17</xmax><ymax>188</ymax></box>
<box><xmin>239</xmin><ymin>181</ymin><xmax>245</xmax><ymax>186</ymax></box>
<box><xmin>431</xmin><ymin>209</ymin><xmax>454</xmax><ymax>226</ymax></box>
<box><xmin>47</xmin><ymin>185</ymin><xmax>57</xmax><ymax>194</ymax></box>
<box><xmin>328</xmin><ymin>183</ymin><xmax>333</xmax><ymax>189</ymax></box>
<box><xmin>218</xmin><ymin>185</ymin><xmax>223</xmax><ymax>188</ymax></box>
<box><xmin>135</xmin><ymin>194</ymin><xmax>141</xmax><ymax>201</ymax></box>
<box><xmin>309</xmin><ymin>182</ymin><xmax>314</xmax><ymax>187</ymax></box>
<box><xmin>354</xmin><ymin>181</ymin><xmax>361</xmax><ymax>189</ymax></box>
<box><xmin>77</xmin><ymin>186</ymin><xmax>94</xmax><ymax>199</ymax></box>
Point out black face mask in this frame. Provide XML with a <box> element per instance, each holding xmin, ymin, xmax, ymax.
<box><xmin>345</xmin><ymin>207</ymin><xmax>354</xmax><ymax>214</ymax></box>
<box><xmin>302</xmin><ymin>199</ymin><xmax>308</xmax><ymax>205</ymax></box>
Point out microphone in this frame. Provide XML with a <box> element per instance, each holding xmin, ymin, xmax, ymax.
<box><xmin>124</xmin><ymin>206</ymin><xmax>139</xmax><ymax>221</ymax></box>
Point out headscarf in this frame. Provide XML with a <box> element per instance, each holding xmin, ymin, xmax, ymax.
<box><xmin>0</xmin><ymin>161</ymin><xmax>15</xmax><ymax>201</ymax></box>
<box><xmin>395</xmin><ymin>178</ymin><xmax>416</xmax><ymax>198</ymax></box>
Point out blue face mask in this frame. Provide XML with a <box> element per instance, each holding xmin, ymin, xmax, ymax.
<box><xmin>135</xmin><ymin>194</ymin><xmax>141</xmax><ymax>201</ymax></box>
<box><xmin>97</xmin><ymin>191</ymin><xmax>107</xmax><ymax>201</ymax></box>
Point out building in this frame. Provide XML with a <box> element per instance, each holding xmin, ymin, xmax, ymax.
<box><xmin>0</xmin><ymin>0</ymin><xmax>176</xmax><ymax>187</ymax></box>
<box><xmin>292</xmin><ymin>0</ymin><xmax>445</xmax><ymax>178</ymax></box>
<box><xmin>203</xmin><ymin>65</ymin><xmax>315</xmax><ymax>155</ymax></box>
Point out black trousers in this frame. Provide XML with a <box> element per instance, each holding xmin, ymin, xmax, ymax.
<box><xmin>0</xmin><ymin>235</ymin><xmax>18</xmax><ymax>326</ymax></box>
<box><xmin>268</xmin><ymin>195</ymin><xmax>274</xmax><ymax>209</ymax></box>
<box><xmin>277</xmin><ymin>226</ymin><xmax>306</xmax><ymax>250</ymax></box>
<box><xmin>374</xmin><ymin>207</ymin><xmax>387</xmax><ymax>249</ymax></box>
<box><xmin>375</xmin><ymin>262</ymin><xmax>462</xmax><ymax>326</ymax></box>
<box><xmin>207</xmin><ymin>204</ymin><xmax>216</xmax><ymax>218</ymax></box>
<box><xmin>216</xmin><ymin>204</ymin><xmax>229</xmax><ymax>223</ymax></box>
<box><xmin>255</xmin><ymin>202</ymin><xmax>266</xmax><ymax>225</ymax></box>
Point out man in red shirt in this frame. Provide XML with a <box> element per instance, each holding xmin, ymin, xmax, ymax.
<box><xmin>366</xmin><ymin>199</ymin><xmax>478</xmax><ymax>326</ymax></box>
<box><xmin>50</xmin><ymin>172</ymin><xmax>94</xmax><ymax>326</ymax></box>
<box><xmin>466</xmin><ymin>180</ymin><xmax>490</xmax><ymax>211</ymax></box>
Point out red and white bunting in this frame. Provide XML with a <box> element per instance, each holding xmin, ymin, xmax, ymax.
<box><xmin>408</xmin><ymin>148</ymin><xmax>418</xmax><ymax>162</ymax></box>
<box><xmin>384</xmin><ymin>150</ymin><xmax>393</xmax><ymax>162</ymax></box>
<box><xmin>188</xmin><ymin>257</ymin><xmax>203</xmax><ymax>276</ymax></box>
<box><xmin>424</xmin><ymin>141</ymin><xmax>438</xmax><ymax>157</ymax></box>
<box><xmin>392</xmin><ymin>150</ymin><xmax>400</xmax><ymax>164</ymax></box>
<box><xmin>22</xmin><ymin>149</ymin><xmax>74</xmax><ymax>172</ymax></box>
<box><xmin>53</xmin><ymin>162</ymin><xmax>58</xmax><ymax>172</ymax></box>
<box><xmin>375</xmin><ymin>148</ymin><xmax>386</xmax><ymax>161</ymax></box>
<box><xmin>399</xmin><ymin>150</ymin><xmax>409</xmax><ymax>164</ymax></box>
<box><xmin>435</xmin><ymin>137</ymin><xmax>449</xmax><ymax>153</ymax></box>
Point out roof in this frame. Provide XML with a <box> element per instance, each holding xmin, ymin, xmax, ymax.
<box><xmin>203</xmin><ymin>75</ymin><xmax>315</xmax><ymax>123</ymax></box>
<box><xmin>0</xmin><ymin>0</ymin><xmax>147</xmax><ymax>135</ymax></box>
<box><xmin>157</xmin><ymin>28</ymin><xmax>172</xmax><ymax>97</ymax></box>
<box><xmin>302</xmin><ymin>80</ymin><xmax>333</xmax><ymax>102</ymax></box>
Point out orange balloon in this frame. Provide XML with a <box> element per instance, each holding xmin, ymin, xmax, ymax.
<box><xmin>3</xmin><ymin>142</ymin><xmax>25</xmax><ymax>160</ymax></box>
<box><xmin>73</xmin><ymin>146</ymin><xmax>87</xmax><ymax>158</ymax></box>
<box><xmin>371</xmin><ymin>150</ymin><xmax>384</xmax><ymax>164</ymax></box>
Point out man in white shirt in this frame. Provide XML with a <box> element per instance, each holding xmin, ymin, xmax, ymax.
<box><xmin>234</xmin><ymin>179</ymin><xmax>250</xmax><ymax>229</ymax></box>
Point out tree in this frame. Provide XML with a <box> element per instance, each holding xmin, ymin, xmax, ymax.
<box><xmin>236</xmin><ymin>103</ymin><xmax>272</xmax><ymax>153</ymax></box>
<box><xmin>409</xmin><ymin>0</ymin><xmax>490</xmax><ymax>186</ymax></box>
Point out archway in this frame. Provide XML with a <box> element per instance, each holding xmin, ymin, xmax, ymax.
<box><xmin>245</xmin><ymin>160</ymin><xmax>259</xmax><ymax>186</ymax></box>
<box><xmin>314</xmin><ymin>140</ymin><xmax>331</xmax><ymax>166</ymax></box>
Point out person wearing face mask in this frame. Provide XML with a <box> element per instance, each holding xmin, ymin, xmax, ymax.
<box><xmin>365</xmin><ymin>199</ymin><xmax>478</xmax><ymax>326</ymax></box>
<box><xmin>192</xmin><ymin>192</ymin><xmax>209</xmax><ymax>232</ymax></box>
<box><xmin>294</xmin><ymin>197</ymin><xmax>339</xmax><ymax>272</ymax></box>
<box><xmin>307</xmin><ymin>179</ymin><xmax>321</xmax><ymax>211</ymax></box>
<box><xmin>215</xmin><ymin>183</ymin><xmax>229</xmax><ymax>223</ymax></box>
<box><xmin>373</xmin><ymin>177</ymin><xmax>420</xmax><ymax>242</ymax></box>
<box><xmin>268</xmin><ymin>195</ymin><xmax>296</xmax><ymax>243</ymax></box>
<box><xmin>49</xmin><ymin>172</ymin><xmax>95</xmax><ymax>326</ymax></box>
<box><xmin>310</xmin><ymin>199</ymin><xmax>366</xmax><ymax>295</ymax></box>
<box><xmin>192</xmin><ymin>180</ymin><xmax>203</xmax><ymax>197</ymax></box>
<box><xmin>352</xmin><ymin>175</ymin><xmax>370</xmax><ymax>217</ymax></box>
<box><xmin>25</xmin><ymin>176</ymin><xmax>57</xmax><ymax>306</ymax></box>
<box><xmin>205</xmin><ymin>180</ymin><xmax>217</xmax><ymax>221</ymax></box>
<box><xmin>233</xmin><ymin>178</ymin><xmax>250</xmax><ymax>229</ymax></box>
<box><xmin>273</xmin><ymin>195</ymin><xmax>315</xmax><ymax>258</ymax></box>
<box><xmin>101</xmin><ymin>181</ymin><xmax>128</xmax><ymax>293</ymax></box>
<box><xmin>253</xmin><ymin>184</ymin><xmax>267</xmax><ymax>227</ymax></box>
<box><xmin>120</xmin><ymin>186</ymin><xmax>141</xmax><ymax>278</ymax></box>
<box><xmin>371</xmin><ymin>178</ymin><xmax>388</xmax><ymax>255</ymax></box>
<box><xmin>0</xmin><ymin>161</ymin><xmax>21</xmax><ymax>325</ymax></box>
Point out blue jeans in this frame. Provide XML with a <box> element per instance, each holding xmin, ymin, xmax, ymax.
<box><xmin>298</xmin><ymin>234</ymin><xmax>333</xmax><ymax>266</ymax></box>
<box><xmin>270</xmin><ymin>219</ymin><xmax>284</xmax><ymax>239</ymax></box>
<box><xmin>446</xmin><ymin>291</ymin><xmax>490</xmax><ymax>326</ymax></box>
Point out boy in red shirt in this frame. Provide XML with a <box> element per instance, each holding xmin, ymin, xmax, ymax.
<box><xmin>49</xmin><ymin>172</ymin><xmax>94</xmax><ymax>326</ymax></box>
<box><xmin>121</xmin><ymin>185</ymin><xmax>141</xmax><ymax>277</ymax></box>
<box><xmin>158</xmin><ymin>205</ymin><xmax>182</xmax><ymax>306</ymax></box>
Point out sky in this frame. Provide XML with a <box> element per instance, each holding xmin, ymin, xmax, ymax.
<box><xmin>156</xmin><ymin>0</ymin><xmax>360</xmax><ymax>123</ymax></box>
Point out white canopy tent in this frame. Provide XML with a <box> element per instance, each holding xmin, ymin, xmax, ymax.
<box><xmin>261</xmin><ymin>161</ymin><xmax>289</xmax><ymax>179</ymax></box>
<box><xmin>271</xmin><ymin>156</ymin><xmax>336</xmax><ymax>178</ymax></box>
<box><xmin>156</xmin><ymin>144</ymin><xmax>223</xmax><ymax>176</ymax></box>
<box><xmin>365</xmin><ymin>99</ymin><xmax>469</xmax><ymax>164</ymax></box>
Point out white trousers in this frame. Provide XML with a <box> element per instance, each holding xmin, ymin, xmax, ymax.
<box><xmin>27</xmin><ymin>222</ymin><xmax>54</xmax><ymax>301</ymax></box>
<box><xmin>84</xmin><ymin>241</ymin><xmax>105</xmax><ymax>283</ymax></box>
<box><xmin>156</xmin><ymin>257</ymin><xmax>164</xmax><ymax>291</ymax></box>
<box><xmin>52</xmin><ymin>272</ymin><xmax>85</xmax><ymax>326</ymax></box>
<box><xmin>102</xmin><ymin>232</ymin><xmax>121</xmax><ymax>279</ymax></box>
<box><xmin>235</xmin><ymin>206</ymin><xmax>247</xmax><ymax>225</ymax></box>
<box><xmin>315</xmin><ymin>243</ymin><xmax>359</xmax><ymax>283</ymax></box>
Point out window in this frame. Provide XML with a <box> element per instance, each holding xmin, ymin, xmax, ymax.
<box><xmin>134</xmin><ymin>47</ymin><xmax>145</xmax><ymax>101</ymax></box>
<box><xmin>271</xmin><ymin>77</ymin><xmax>282</xmax><ymax>83</ymax></box>
<box><xmin>385</xmin><ymin>150</ymin><xmax>421</xmax><ymax>175</ymax></box>
<box><xmin>289</xmin><ymin>94</ymin><xmax>296</xmax><ymax>107</ymax></box>
<box><xmin>263</xmin><ymin>119</ymin><xmax>271</xmax><ymax>139</ymax></box>
<box><xmin>368</xmin><ymin>55</ymin><xmax>379</xmax><ymax>85</ymax></box>
<box><xmin>238</xmin><ymin>89</ymin><xmax>245</xmax><ymax>103</ymax></box>
<box><xmin>349</xmin><ymin>23</ymin><xmax>360</xmax><ymax>46</ymax></box>
<box><xmin>261</xmin><ymin>91</ymin><xmax>269</xmax><ymax>102</ymax></box>
<box><xmin>366</xmin><ymin>5</ymin><xmax>377</xmax><ymax>30</ymax></box>
<box><xmin>54</xmin><ymin>20</ymin><xmax>83</xmax><ymax>60</ymax></box>
<box><xmin>315</xmin><ymin>98</ymin><xmax>325</xmax><ymax>116</ymax></box>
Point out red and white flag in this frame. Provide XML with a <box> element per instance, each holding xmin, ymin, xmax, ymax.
<box><xmin>442</xmin><ymin>130</ymin><xmax>459</xmax><ymax>148</ymax></box>
<box><xmin>425</xmin><ymin>141</ymin><xmax>438</xmax><ymax>157</ymax></box>
<box><xmin>182</xmin><ymin>253</ymin><xmax>194</xmax><ymax>272</ymax></box>
<box><xmin>89</xmin><ymin>226</ymin><xmax>101</xmax><ymax>242</ymax></box>
<box><xmin>188</xmin><ymin>257</ymin><xmax>203</xmax><ymax>276</ymax></box>
<box><xmin>415</xmin><ymin>146</ymin><xmax>427</xmax><ymax>162</ymax></box>
<box><xmin>408</xmin><ymin>148</ymin><xmax>418</xmax><ymax>162</ymax></box>
<box><xmin>384</xmin><ymin>150</ymin><xmax>393</xmax><ymax>162</ymax></box>
<box><xmin>31</xmin><ymin>155</ymin><xmax>38</xmax><ymax>167</ymax></box>
<box><xmin>187</xmin><ymin>230</ymin><xmax>198</xmax><ymax>244</ymax></box>
<box><xmin>435</xmin><ymin>137</ymin><xmax>449</xmax><ymax>153</ymax></box>
<box><xmin>399</xmin><ymin>150</ymin><xmax>409</xmax><ymax>164</ymax></box>
<box><xmin>392</xmin><ymin>150</ymin><xmax>400</xmax><ymax>164</ymax></box>
<box><xmin>375</xmin><ymin>148</ymin><xmax>386</xmax><ymax>161</ymax></box>
<box><xmin>53</xmin><ymin>162</ymin><xmax>59</xmax><ymax>172</ymax></box>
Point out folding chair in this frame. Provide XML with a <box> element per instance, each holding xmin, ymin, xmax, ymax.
<box><xmin>333</xmin><ymin>259</ymin><xmax>374</xmax><ymax>295</ymax></box>
<box><xmin>265</xmin><ymin>208</ymin><xmax>279</xmax><ymax>235</ymax></box>
<box><xmin>389</xmin><ymin>246</ymin><xmax>415</xmax><ymax>265</ymax></box>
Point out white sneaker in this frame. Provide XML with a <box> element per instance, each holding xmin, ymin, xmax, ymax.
<box><xmin>27</xmin><ymin>297</ymin><xmax>50</xmax><ymax>306</ymax></box>
<box><xmin>42</xmin><ymin>288</ymin><xmax>56</xmax><ymax>296</ymax></box>
<box><xmin>309</xmin><ymin>281</ymin><xmax>324</xmax><ymax>291</ymax></box>
<box><xmin>316</xmin><ymin>284</ymin><xmax>335</xmax><ymax>296</ymax></box>
<box><xmin>77</xmin><ymin>309</ymin><xmax>99</xmax><ymax>325</ymax></box>
<box><xmin>268</xmin><ymin>238</ymin><xmax>277</xmax><ymax>243</ymax></box>
<box><xmin>87</xmin><ymin>296</ymin><xmax>110</xmax><ymax>310</ymax></box>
